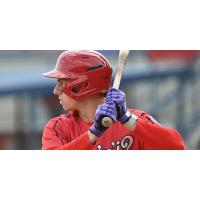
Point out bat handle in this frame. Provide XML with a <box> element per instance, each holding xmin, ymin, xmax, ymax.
<box><xmin>101</xmin><ymin>116</ymin><xmax>113</xmax><ymax>128</ymax></box>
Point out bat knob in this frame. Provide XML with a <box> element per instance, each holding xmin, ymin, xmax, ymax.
<box><xmin>101</xmin><ymin>117</ymin><xmax>113</xmax><ymax>128</ymax></box>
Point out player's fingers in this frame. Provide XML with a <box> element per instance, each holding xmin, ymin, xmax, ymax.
<box><xmin>107</xmin><ymin>94</ymin><xmax>125</xmax><ymax>104</ymax></box>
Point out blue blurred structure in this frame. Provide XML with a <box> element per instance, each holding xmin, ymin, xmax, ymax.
<box><xmin>0</xmin><ymin>68</ymin><xmax>54</xmax><ymax>96</ymax></box>
<box><xmin>0</xmin><ymin>50</ymin><xmax>200</xmax><ymax>149</ymax></box>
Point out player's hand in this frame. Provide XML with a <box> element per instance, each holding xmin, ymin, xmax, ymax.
<box><xmin>89</xmin><ymin>101</ymin><xmax>117</xmax><ymax>137</ymax></box>
<box><xmin>106</xmin><ymin>87</ymin><xmax>132</xmax><ymax>124</ymax></box>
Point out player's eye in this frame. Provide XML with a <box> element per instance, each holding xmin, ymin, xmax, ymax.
<box><xmin>58</xmin><ymin>80</ymin><xmax>65</xmax><ymax>86</ymax></box>
<box><xmin>60</xmin><ymin>82</ymin><xmax>65</xmax><ymax>91</ymax></box>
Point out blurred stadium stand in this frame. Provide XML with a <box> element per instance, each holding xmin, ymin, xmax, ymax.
<box><xmin>0</xmin><ymin>50</ymin><xmax>200</xmax><ymax>149</ymax></box>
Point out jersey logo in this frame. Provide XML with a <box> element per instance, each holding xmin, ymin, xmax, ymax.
<box><xmin>97</xmin><ymin>135</ymin><xmax>134</xmax><ymax>150</ymax></box>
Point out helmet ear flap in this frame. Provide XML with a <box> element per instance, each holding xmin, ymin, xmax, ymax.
<box><xmin>71</xmin><ymin>81</ymin><xmax>89</xmax><ymax>94</ymax></box>
<box><xmin>71</xmin><ymin>86</ymin><xmax>81</xmax><ymax>94</ymax></box>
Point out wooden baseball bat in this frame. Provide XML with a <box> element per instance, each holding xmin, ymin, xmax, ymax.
<box><xmin>101</xmin><ymin>50</ymin><xmax>130</xmax><ymax>127</ymax></box>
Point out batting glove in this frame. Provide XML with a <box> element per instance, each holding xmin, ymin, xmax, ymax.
<box><xmin>106</xmin><ymin>87</ymin><xmax>132</xmax><ymax>124</ymax></box>
<box><xmin>90</xmin><ymin>101</ymin><xmax>117</xmax><ymax>137</ymax></box>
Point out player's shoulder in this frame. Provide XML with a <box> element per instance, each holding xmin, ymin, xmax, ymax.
<box><xmin>45</xmin><ymin>113</ymin><xmax>73</xmax><ymax>128</ymax></box>
<box><xmin>129</xmin><ymin>108</ymin><xmax>149</xmax><ymax>117</ymax></box>
<box><xmin>129</xmin><ymin>108</ymin><xmax>160</xmax><ymax>125</ymax></box>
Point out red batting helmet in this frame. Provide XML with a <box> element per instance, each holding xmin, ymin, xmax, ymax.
<box><xmin>43</xmin><ymin>50</ymin><xmax>112</xmax><ymax>99</ymax></box>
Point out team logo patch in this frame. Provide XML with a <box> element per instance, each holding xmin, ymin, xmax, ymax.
<box><xmin>97</xmin><ymin>135</ymin><xmax>134</xmax><ymax>150</ymax></box>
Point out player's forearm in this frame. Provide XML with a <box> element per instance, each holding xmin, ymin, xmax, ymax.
<box><xmin>123</xmin><ymin>114</ymin><xmax>138</xmax><ymax>131</ymax></box>
<box><xmin>49</xmin><ymin>132</ymin><xmax>96</xmax><ymax>150</ymax></box>
<box><xmin>88</xmin><ymin>131</ymin><xmax>99</xmax><ymax>144</ymax></box>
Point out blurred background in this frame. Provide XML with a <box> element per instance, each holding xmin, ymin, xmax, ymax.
<box><xmin>0</xmin><ymin>50</ymin><xmax>199</xmax><ymax>150</ymax></box>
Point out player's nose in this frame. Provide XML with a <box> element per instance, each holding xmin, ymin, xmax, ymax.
<box><xmin>53</xmin><ymin>82</ymin><xmax>62</xmax><ymax>96</ymax></box>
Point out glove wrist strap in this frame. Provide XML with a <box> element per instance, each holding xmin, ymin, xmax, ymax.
<box><xmin>89</xmin><ymin>125</ymin><xmax>105</xmax><ymax>137</ymax></box>
<box><xmin>119</xmin><ymin>110</ymin><xmax>132</xmax><ymax>124</ymax></box>
<box><xmin>124</xmin><ymin>113</ymin><xmax>138</xmax><ymax>131</ymax></box>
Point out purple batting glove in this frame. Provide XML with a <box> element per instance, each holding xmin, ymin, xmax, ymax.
<box><xmin>106</xmin><ymin>87</ymin><xmax>132</xmax><ymax>124</ymax></box>
<box><xmin>90</xmin><ymin>101</ymin><xmax>117</xmax><ymax>137</ymax></box>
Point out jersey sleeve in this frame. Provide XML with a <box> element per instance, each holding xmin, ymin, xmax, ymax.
<box><xmin>42</xmin><ymin>118</ymin><xmax>95</xmax><ymax>150</ymax></box>
<box><xmin>133</xmin><ymin>116</ymin><xmax>185</xmax><ymax>150</ymax></box>
<box><xmin>54</xmin><ymin>132</ymin><xmax>95</xmax><ymax>150</ymax></box>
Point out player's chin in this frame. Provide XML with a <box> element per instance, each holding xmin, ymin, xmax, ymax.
<box><xmin>62</xmin><ymin>106</ymin><xmax>69</xmax><ymax>111</ymax></box>
<box><xmin>62</xmin><ymin>105</ymin><xmax>71</xmax><ymax>112</ymax></box>
<box><xmin>60</xmin><ymin>101</ymin><xmax>67</xmax><ymax>108</ymax></box>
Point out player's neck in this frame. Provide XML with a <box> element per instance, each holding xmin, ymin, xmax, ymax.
<box><xmin>78</xmin><ymin>95</ymin><xmax>105</xmax><ymax>123</ymax></box>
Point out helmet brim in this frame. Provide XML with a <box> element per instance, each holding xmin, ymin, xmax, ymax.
<box><xmin>43</xmin><ymin>69</ymin><xmax>73</xmax><ymax>79</ymax></box>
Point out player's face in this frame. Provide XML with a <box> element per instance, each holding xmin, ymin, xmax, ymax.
<box><xmin>53</xmin><ymin>79</ymin><xmax>78</xmax><ymax>111</ymax></box>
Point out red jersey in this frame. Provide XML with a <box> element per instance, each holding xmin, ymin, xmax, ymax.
<box><xmin>42</xmin><ymin>109</ymin><xmax>185</xmax><ymax>150</ymax></box>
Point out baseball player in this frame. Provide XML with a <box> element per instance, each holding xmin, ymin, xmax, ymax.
<box><xmin>42</xmin><ymin>50</ymin><xmax>185</xmax><ymax>150</ymax></box>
